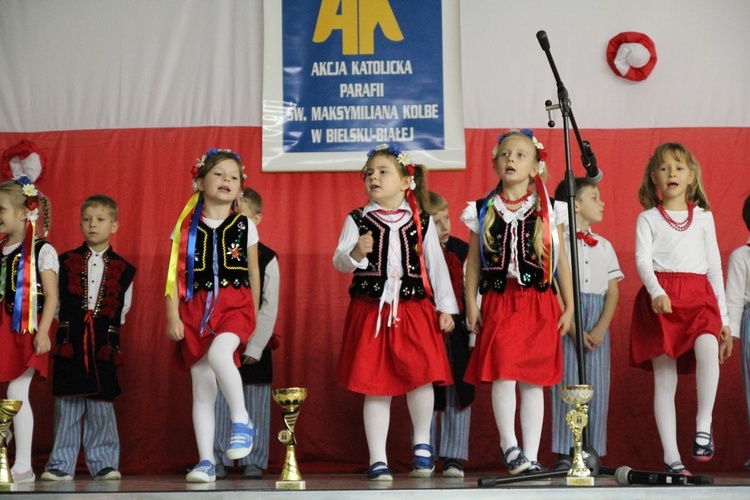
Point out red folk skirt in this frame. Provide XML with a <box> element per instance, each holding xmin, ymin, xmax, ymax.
<box><xmin>176</xmin><ymin>287</ymin><xmax>256</xmax><ymax>369</ymax></box>
<box><xmin>465</xmin><ymin>281</ymin><xmax>563</xmax><ymax>387</ymax></box>
<box><xmin>630</xmin><ymin>272</ymin><xmax>722</xmax><ymax>373</ymax></box>
<box><xmin>0</xmin><ymin>313</ymin><xmax>49</xmax><ymax>381</ymax></box>
<box><xmin>337</xmin><ymin>296</ymin><xmax>453</xmax><ymax>396</ymax></box>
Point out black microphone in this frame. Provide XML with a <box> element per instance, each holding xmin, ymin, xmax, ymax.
<box><xmin>536</xmin><ymin>30</ymin><xmax>550</xmax><ymax>51</ymax></box>
<box><xmin>614</xmin><ymin>466</ymin><xmax>713</xmax><ymax>486</ymax></box>
<box><xmin>581</xmin><ymin>141</ymin><xmax>603</xmax><ymax>184</ymax></box>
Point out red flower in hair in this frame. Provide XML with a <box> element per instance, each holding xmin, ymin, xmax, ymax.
<box><xmin>538</xmin><ymin>149</ymin><xmax>548</xmax><ymax>162</ymax></box>
<box><xmin>405</xmin><ymin>164</ymin><xmax>415</xmax><ymax>176</ymax></box>
<box><xmin>26</xmin><ymin>197</ymin><xmax>39</xmax><ymax>211</ymax></box>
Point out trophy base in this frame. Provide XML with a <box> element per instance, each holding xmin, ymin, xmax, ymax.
<box><xmin>276</xmin><ymin>480</ymin><xmax>306</xmax><ymax>490</ymax></box>
<box><xmin>566</xmin><ymin>476</ymin><xmax>595</xmax><ymax>487</ymax></box>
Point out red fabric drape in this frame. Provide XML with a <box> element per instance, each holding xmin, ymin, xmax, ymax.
<box><xmin>0</xmin><ymin>126</ymin><xmax>748</xmax><ymax>474</ymax></box>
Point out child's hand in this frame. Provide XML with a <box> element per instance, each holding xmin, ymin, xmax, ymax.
<box><xmin>34</xmin><ymin>332</ymin><xmax>51</xmax><ymax>355</ymax></box>
<box><xmin>438</xmin><ymin>313</ymin><xmax>454</xmax><ymax>334</ymax></box>
<box><xmin>558</xmin><ymin>308</ymin><xmax>573</xmax><ymax>336</ymax></box>
<box><xmin>719</xmin><ymin>325</ymin><xmax>733</xmax><ymax>363</ymax></box>
<box><xmin>350</xmin><ymin>231</ymin><xmax>374</xmax><ymax>261</ymax></box>
<box><xmin>652</xmin><ymin>294</ymin><xmax>672</xmax><ymax>314</ymax></box>
<box><xmin>241</xmin><ymin>355</ymin><xmax>260</xmax><ymax>365</ymax></box>
<box><xmin>167</xmin><ymin>317</ymin><xmax>185</xmax><ymax>341</ymax></box>
<box><xmin>584</xmin><ymin>327</ymin><xmax>606</xmax><ymax>351</ymax></box>
<box><xmin>466</xmin><ymin>303</ymin><xmax>482</xmax><ymax>334</ymax></box>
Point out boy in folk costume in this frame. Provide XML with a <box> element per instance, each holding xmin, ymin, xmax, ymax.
<box><xmin>43</xmin><ymin>195</ymin><xmax>136</xmax><ymax>481</ymax></box>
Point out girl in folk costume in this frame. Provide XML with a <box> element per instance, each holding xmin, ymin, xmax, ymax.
<box><xmin>334</xmin><ymin>144</ymin><xmax>458</xmax><ymax>480</ymax></box>
<box><xmin>631</xmin><ymin>142</ymin><xmax>732</xmax><ymax>476</ymax></box>
<box><xmin>462</xmin><ymin>129</ymin><xmax>574</xmax><ymax>475</ymax></box>
<box><xmin>0</xmin><ymin>140</ymin><xmax>58</xmax><ymax>483</ymax></box>
<box><xmin>165</xmin><ymin>148</ymin><xmax>261</xmax><ymax>483</ymax></box>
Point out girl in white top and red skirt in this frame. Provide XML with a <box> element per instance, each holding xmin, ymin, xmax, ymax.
<box><xmin>462</xmin><ymin>129</ymin><xmax>575</xmax><ymax>475</ymax></box>
<box><xmin>334</xmin><ymin>144</ymin><xmax>458</xmax><ymax>481</ymax></box>
<box><xmin>631</xmin><ymin>142</ymin><xmax>733</xmax><ymax>476</ymax></box>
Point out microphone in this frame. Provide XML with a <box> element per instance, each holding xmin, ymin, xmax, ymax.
<box><xmin>581</xmin><ymin>141</ymin><xmax>603</xmax><ymax>184</ymax></box>
<box><xmin>614</xmin><ymin>466</ymin><xmax>713</xmax><ymax>486</ymax></box>
<box><xmin>536</xmin><ymin>30</ymin><xmax>550</xmax><ymax>51</ymax></box>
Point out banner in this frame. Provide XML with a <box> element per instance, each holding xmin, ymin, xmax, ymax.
<box><xmin>262</xmin><ymin>0</ymin><xmax>465</xmax><ymax>171</ymax></box>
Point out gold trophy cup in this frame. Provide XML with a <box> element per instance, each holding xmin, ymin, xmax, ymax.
<box><xmin>272</xmin><ymin>387</ymin><xmax>307</xmax><ymax>490</ymax></box>
<box><xmin>0</xmin><ymin>399</ymin><xmax>23</xmax><ymax>488</ymax></box>
<box><xmin>561</xmin><ymin>385</ymin><xmax>595</xmax><ymax>486</ymax></box>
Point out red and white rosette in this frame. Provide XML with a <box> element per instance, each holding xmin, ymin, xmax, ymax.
<box><xmin>606</xmin><ymin>32</ymin><xmax>657</xmax><ymax>82</ymax></box>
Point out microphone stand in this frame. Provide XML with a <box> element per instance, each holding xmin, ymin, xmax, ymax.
<box><xmin>536</xmin><ymin>29</ymin><xmax>604</xmax><ymax>476</ymax></box>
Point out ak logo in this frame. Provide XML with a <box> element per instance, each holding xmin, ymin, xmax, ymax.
<box><xmin>313</xmin><ymin>0</ymin><xmax>404</xmax><ymax>55</ymax></box>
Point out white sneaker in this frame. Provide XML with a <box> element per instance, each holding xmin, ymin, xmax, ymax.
<box><xmin>186</xmin><ymin>460</ymin><xmax>216</xmax><ymax>483</ymax></box>
<box><xmin>41</xmin><ymin>469</ymin><xmax>74</xmax><ymax>481</ymax></box>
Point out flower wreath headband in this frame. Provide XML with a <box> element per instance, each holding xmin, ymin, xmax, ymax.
<box><xmin>365</xmin><ymin>144</ymin><xmax>432</xmax><ymax>298</ymax></box>
<box><xmin>165</xmin><ymin>147</ymin><xmax>245</xmax><ymax>301</ymax></box>
<box><xmin>491</xmin><ymin>128</ymin><xmax>548</xmax><ymax>174</ymax></box>
<box><xmin>1</xmin><ymin>140</ymin><xmax>48</xmax><ymax>334</ymax></box>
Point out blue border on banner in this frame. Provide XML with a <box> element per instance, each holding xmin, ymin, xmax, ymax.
<box><xmin>282</xmin><ymin>0</ymin><xmax>444</xmax><ymax>153</ymax></box>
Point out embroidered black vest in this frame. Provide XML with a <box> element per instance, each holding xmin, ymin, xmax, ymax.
<box><xmin>348</xmin><ymin>208</ymin><xmax>430</xmax><ymax>300</ymax></box>
<box><xmin>192</xmin><ymin>213</ymin><xmax>250</xmax><ymax>292</ymax></box>
<box><xmin>54</xmin><ymin>245</ymin><xmax>136</xmax><ymax>400</ymax></box>
<box><xmin>475</xmin><ymin>199</ymin><xmax>549</xmax><ymax>294</ymax></box>
<box><xmin>2</xmin><ymin>238</ymin><xmax>47</xmax><ymax>317</ymax></box>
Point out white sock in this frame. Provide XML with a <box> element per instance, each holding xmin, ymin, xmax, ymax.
<box><xmin>492</xmin><ymin>379</ymin><xmax>519</xmax><ymax>459</ymax></box>
<box><xmin>363</xmin><ymin>396</ymin><xmax>391</xmax><ymax>465</ymax></box>
<box><xmin>207</xmin><ymin>333</ymin><xmax>250</xmax><ymax>425</ymax></box>
<box><xmin>519</xmin><ymin>382</ymin><xmax>544</xmax><ymax>462</ymax></box>
<box><xmin>406</xmin><ymin>383</ymin><xmax>433</xmax><ymax>456</ymax></box>
<box><xmin>7</xmin><ymin>368</ymin><xmax>34</xmax><ymax>473</ymax></box>
<box><xmin>653</xmin><ymin>354</ymin><xmax>680</xmax><ymax>465</ymax></box>
<box><xmin>694</xmin><ymin>334</ymin><xmax>719</xmax><ymax>444</ymax></box>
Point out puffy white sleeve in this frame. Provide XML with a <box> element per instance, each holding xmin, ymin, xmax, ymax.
<box><xmin>460</xmin><ymin>202</ymin><xmax>479</xmax><ymax>234</ymax></box>
<box><xmin>423</xmin><ymin>219</ymin><xmax>459</xmax><ymax>315</ymax></box>
<box><xmin>554</xmin><ymin>200</ymin><xmax>569</xmax><ymax>228</ymax></box>
<box><xmin>38</xmin><ymin>242</ymin><xmax>59</xmax><ymax>274</ymax></box>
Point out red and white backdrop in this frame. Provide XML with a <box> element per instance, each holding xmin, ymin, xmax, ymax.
<box><xmin>1</xmin><ymin>0</ymin><xmax>749</xmax><ymax>474</ymax></box>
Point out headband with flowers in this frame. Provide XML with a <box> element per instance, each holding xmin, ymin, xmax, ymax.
<box><xmin>16</xmin><ymin>175</ymin><xmax>41</xmax><ymax>222</ymax></box>
<box><xmin>190</xmin><ymin>147</ymin><xmax>246</xmax><ymax>188</ymax></box>
<box><xmin>367</xmin><ymin>143</ymin><xmax>417</xmax><ymax>190</ymax></box>
<box><xmin>492</xmin><ymin>128</ymin><xmax>548</xmax><ymax>174</ymax></box>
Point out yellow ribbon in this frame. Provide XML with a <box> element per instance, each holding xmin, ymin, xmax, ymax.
<box><xmin>165</xmin><ymin>192</ymin><xmax>199</xmax><ymax>298</ymax></box>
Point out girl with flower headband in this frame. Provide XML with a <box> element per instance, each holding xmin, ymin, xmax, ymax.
<box><xmin>461</xmin><ymin>128</ymin><xmax>574</xmax><ymax>475</ymax></box>
<box><xmin>631</xmin><ymin>142</ymin><xmax>732</xmax><ymax>476</ymax></box>
<box><xmin>0</xmin><ymin>171</ymin><xmax>58</xmax><ymax>483</ymax></box>
<box><xmin>333</xmin><ymin>144</ymin><xmax>458</xmax><ymax>480</ymax></box>
<box><xmin>165</xmin><ymin>148</ymin><xmax>261</xmax><ymax>483</ymax></box>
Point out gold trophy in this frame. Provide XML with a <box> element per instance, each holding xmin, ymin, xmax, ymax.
<box><xmin>0</xmin><ymin>399</ymin><xmax>23</xmax><ymax>489</ymax></box>
<box><xmin>561</xmin><ymin>385</ymin><xmax>595</xmax><ymax>486</ymax></box>
<box><xmin>272</xmin><ymin>387</ymin><xmax>307</xmax><ymax>490</ymax></box>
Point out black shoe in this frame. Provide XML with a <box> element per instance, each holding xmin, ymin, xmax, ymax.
<box><xmin>94</xmin><ymin>467</ymin><xmax>121</xmax><ymax>480</ymax></box>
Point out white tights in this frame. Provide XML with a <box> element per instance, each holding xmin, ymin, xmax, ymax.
<box><xmin>653</xmin><ymin>334</ymin><xmax>718</xmax><ymax>465</ymax></box>
<box><xmin>7</xmin><ymin>368</ymin><xmax>34</xmax><ymax>473</ymax></box>
<box><xmin>492</xmin><ymin>379</ymin><xmax>544</xmax><ymax>462</ymax></box>
<box><xmin>363</xmin><ymin>383</ymin><xmax>433</xmax><ymax>465</ymax></box>
<box><xmin>190</xmin><ymin>333</ymin><xmax>250</xmax><ymax>463</ymax></box>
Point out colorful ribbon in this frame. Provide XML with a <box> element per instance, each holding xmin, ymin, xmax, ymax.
<box><xmin>165</xmin><ymin>192</ymin><xmax>200</xmax><ymax>299</ymax></box>
<box><xmin>535</xmin><ymin>174</ymin><xmax>559</xmax><ymax>284</ymax></box>
<box><xmin>405</xmin><ymin>190</ymin><xmax>433</xmax><ymax>299</ymax></box>
<box><xmin>12</xmin><ymin>221</ymin><xmax>37</xmax><ymax>334</ymax></box>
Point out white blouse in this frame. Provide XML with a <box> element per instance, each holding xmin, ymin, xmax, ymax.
<box><xmin>725</xmin><ymin>238</ymin><xmax>750</xmax><ymax>338</ymax></box>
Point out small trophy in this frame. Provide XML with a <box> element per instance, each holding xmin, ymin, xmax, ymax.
<box><xmin>561</xmin><ymin>385</ymin><xmax>595</xmax><ymax>486</ymax></box>
<box><xmin>0</xmin><ymin>399</ymin><xmax>23</xmax><ymax>488</ymax></box>
<box><xmin>272</xmin><ymin>387</ymin><xmax>307</xmax><ymax>490</ymax></box>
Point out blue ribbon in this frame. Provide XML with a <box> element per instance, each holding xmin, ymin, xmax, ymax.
<box><xmin>184</xmin><ymin>196</ymin><xmax>204</xmax><ymax>301</ymax></box>
<box><xmin>198</xmin><ymin>230</ymin><xmax>220</xmax><ymax>336</ymax></box>
<box><xmin>11</xmin><ymin>239</ymin><xmax>26</xmax><ymax>333</ymax></box>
